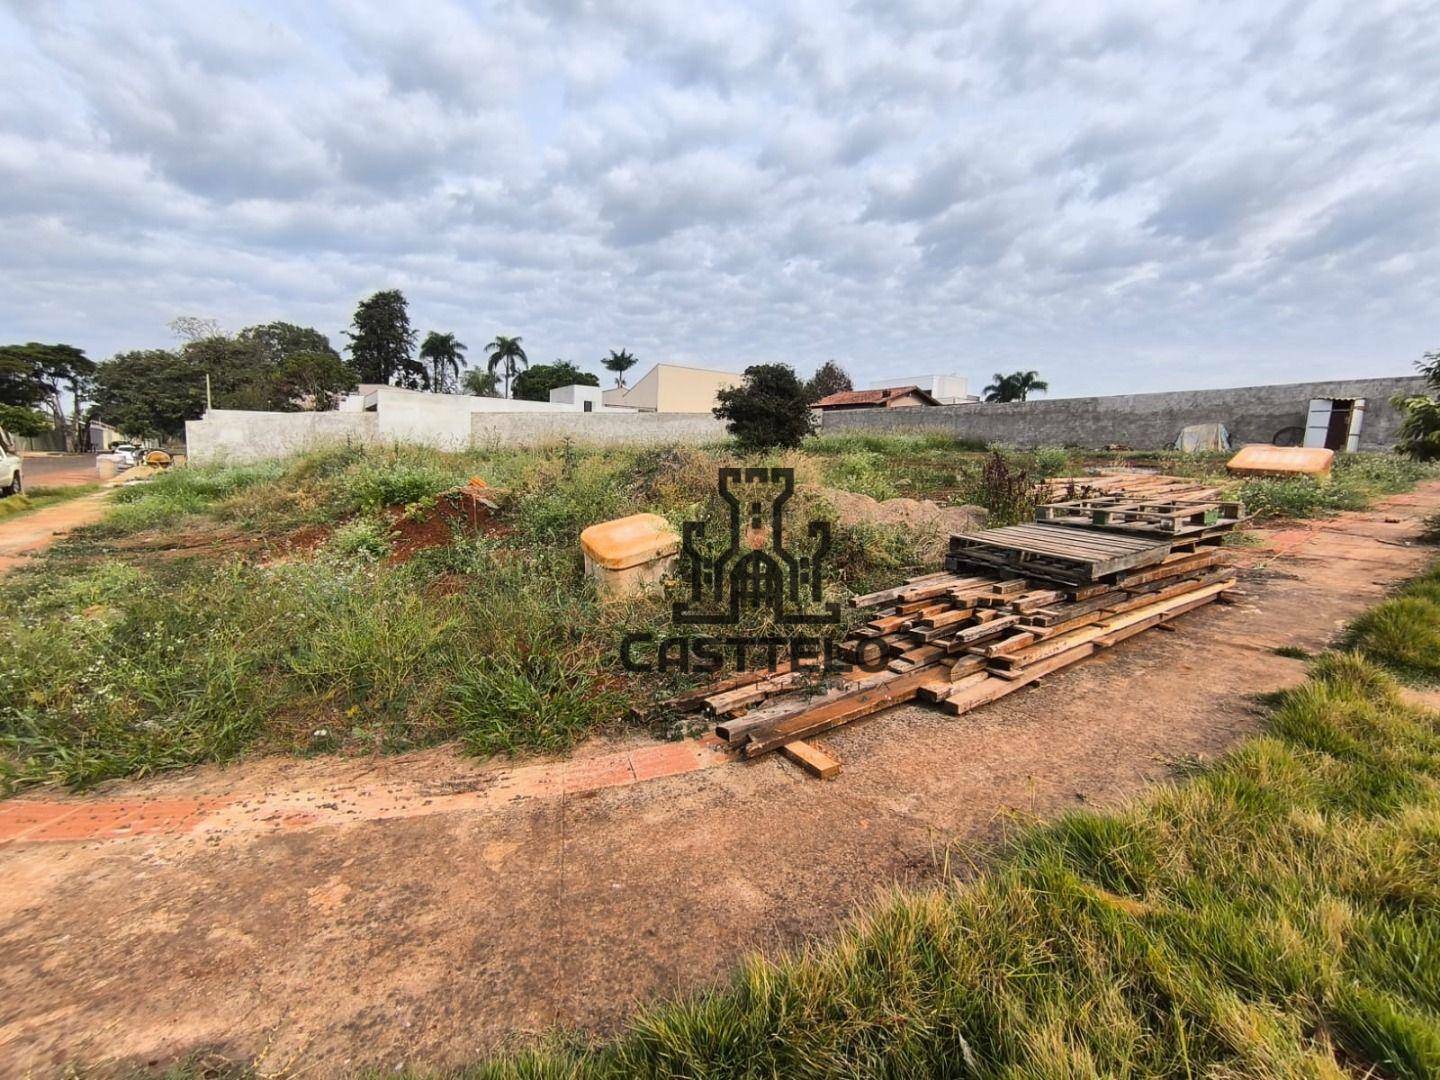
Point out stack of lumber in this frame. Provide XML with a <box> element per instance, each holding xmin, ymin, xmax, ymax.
<box><xmin>670</xmin><ymin>471</ymin><xmax>1248</xmax><ymax>775</ymax></box>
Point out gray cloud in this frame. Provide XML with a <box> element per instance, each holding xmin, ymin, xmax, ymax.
<box><xmin>0</xmin><ymin>0</ymin><xmax>1435</xmax><ymax>396</ymax></box>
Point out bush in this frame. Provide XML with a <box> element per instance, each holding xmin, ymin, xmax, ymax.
<box><xmin>714</xmin><ymin>363</ymin><xmax>815</xmax><ymax>450</ymax></box>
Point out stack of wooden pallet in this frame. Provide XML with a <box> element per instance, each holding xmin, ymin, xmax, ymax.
<box><xmin>675</xmin><ymin>473</ymin><xmax>1246</xmax><ymax>778</ymax></box>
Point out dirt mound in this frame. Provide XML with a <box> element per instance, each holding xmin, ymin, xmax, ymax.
<box><xmin>388</xmin><ymin>484</ymin><xmax>511</xmax><ymax>562</ymax></box>
<box><xmin>815</xmin><ymin>487</ymin><xmax>987</xmax><ymax>556</ymax></box>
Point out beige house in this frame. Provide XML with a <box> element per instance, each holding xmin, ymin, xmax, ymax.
<box><xmin>602</xmin><ymin>363</ymin><xmax>741</xmax><ymax>412</ymax></box>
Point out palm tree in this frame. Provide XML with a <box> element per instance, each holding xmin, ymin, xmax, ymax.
<box><xmin>983</xmin><ymin>370</ymin><xmax>1049</xmax><ymax>403</ymax></box>
<box><xmin>461</xmin><ymin>368</ymin><xmax>500</xmax><ymax>397</ymax></box>
<box><xmin>419</xmin><ymin>331</ymin><xmax>466</xmax><ymax>394</ymax></box>
<box><xmin>603</xmin><ymin>348</ymin><xmax>638</xmax><ymax>389</ymax></box>
<box><xmin>485</xmin><ymin>335</ymin><xmax>529</xmax><ymax>398</ymax></box>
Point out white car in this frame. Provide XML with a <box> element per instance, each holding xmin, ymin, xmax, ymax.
<box><xmin>100</xmin><ymin>443</ymin><xmax>142</xmax><ymax>468</ymax></box>
<box><xmin>0</xmin><ymin>440</ymin><xmax>21</xmax><ymax>496</ymax></box>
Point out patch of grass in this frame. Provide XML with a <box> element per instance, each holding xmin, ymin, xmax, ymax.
<box><xmin>1344</xmin><ymin>563</ymin><xmax>1440</xmax><ymax>683</ymax></box>
<box><xmin>1240</xmin><ymin>453</ymin><xmax>1438</xmax><ymax>522</ymax></box>
<box><xmin>453</xmin><ymin>587</ymin><xmax>1440</xmax><ymax>1079</ymax></box>
<box><xmin>1274</xmin><ymin>644</ymin><xmax>1312</xmax><ymax>660</ymax></box>
<box><xmin>0</xmin><ymin>440</ymin><xmax>941</xmax><ymax>791</ymax></box>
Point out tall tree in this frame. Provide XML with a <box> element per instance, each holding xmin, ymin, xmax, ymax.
<box><xmin>713</xmin><ymin>363</ymin><xmax>815</xmax><ymax>449</ymax></box>
<box><xmin>345</xmin><ymin>290</ymin><xmax>425</xmax><ymax>389</ymax></box>
<box><xmin>485</xmin><ymin>335</ymin><xmax>528</xmax><ymax>398</ymax></box>
<box><xmin>419</xmin><ymin>332</ymin><xmax>467</xmax><ymax>394</ymax></box>
<box><xmin>512</xmin><ymin>360</ymin><xmax>599</xmax><ymax>402</ymax></box>
<box><xmin>983</xmin><ymin>370</ymin><xmax>1049</xmax><ymax>403</ymax></box>
<box><xmin>273</xmin><ymin>351</ymin><xmax>357</xmax><ymax>412</ymax></box>
<box><xmin>602</xmin><ymin>348</ymin><xmax>638</xmax><ymax>389</ymax></box>
<box><xmin>0</xmin><ymin>343</ymin><xmax>96</xmax><ymax>450</ymax></box>
<box><xmin>91</xmin><ymin>350</ymin><xmax>207</xmax><ymax>440</ymax></box>
<box><xmin>804</xmin><ymin>360</ymin><xmax>853</xmax><ymax>402</ymax></box>
<box><xmin>461</xmin><ymin>368</ymin><xmax>500</xmax><ymax>397</ymax></box>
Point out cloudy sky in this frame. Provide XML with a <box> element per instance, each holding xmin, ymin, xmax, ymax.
<box><xmin>1</xmin><ymin>0</ymin><xmax>1436</xmax><ymax>397</ymax></box>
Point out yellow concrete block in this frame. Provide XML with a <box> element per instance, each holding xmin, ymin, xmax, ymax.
<box><xmin>1226</xmin><ymin>445</ymin><xmax>1334</xmax><ymax>479</ymax></box>
<box><xmin>579</xmin><ymin>513</ymin><xmax>681</xmax><ymax>598</ymax></box>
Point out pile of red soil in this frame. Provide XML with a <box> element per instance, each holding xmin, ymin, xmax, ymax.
<box><xmin>387</xmin><ymin>486</ymin><xmax>511</xmax><ymax>562</ymax></box>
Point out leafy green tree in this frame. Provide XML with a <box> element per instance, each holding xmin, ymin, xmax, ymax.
<box><xmin>805</xmin><ymin>360</ymin><xmax>853</xmax><ymax>402</ymax></box>
<box><xmin>512</xmin><ymin>360</ymin><xmax>599</xmax><ymax>402</ymax></box>
<box><xmin>983</xmin><ymin>370</ymin><xmax>1049</xmax><ymax>403</ymax></box>
<box><xmin>0</xmin><ymin>404</ymin><xmax>55</xmax><ymax>439</ymax></box>
<box><xmin>0</xmin><ymin>343</ymin><xmax>96</xmax><ymax>449</ymax></box>
<box><xmin>345</xmin><ymin>290</ymin><xmax>425</xmax><ymax>389</ymax></box>
<box><xmin>91</xmin><ymin>350</ymin><xmax>206</xmax><ymax>440</ymax></box>
<box><xmin>603</xmin><ymin>348</ymin><xmax>638</xmax><ymax>389</ymax></box>
<box><xmin>236</xmin><ymin>322</ymin><xmax>339</xmax><ymax>366</ymax></box>
<box><xmin>1394</xmin><ymin>349</ymin><xmax>1440</xmax><ymax>460</ymax></box>
<box><xmin>420</xmin><ymin>331</ymin><xmax>467</xmax><ymax>394</ymax></box>
<box><xmin>274</xmin><ymin>351</ymin><xmax>358</xmax><ymax>412</ymax></box>
<box><xmin>180</xmin><ymin>335</ymin><xmax>273</xmax><ymax>410</ymax></box>
<box><xmin>713</xmin><ymin>363</ymin><xmax>815</xmax><ymax>449</ymax></box>
<box><xmin>461</xmin><ymin>368</ymin><xmax>500</xmax><ymax>397</ymax></box>
<box><xmin>485</xmin><ymin>335</ymin><xmax>528</xmax><ymax>398</ymax></box>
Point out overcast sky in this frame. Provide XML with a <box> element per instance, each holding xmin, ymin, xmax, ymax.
<box><xmin>1</xmin><ymin>0</ymin><xmax>1436</xmax><ymax>397</ymax></box>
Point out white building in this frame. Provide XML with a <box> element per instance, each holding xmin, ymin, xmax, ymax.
<box><xmin>868</xmin><ymin>375</ymin><xmax>974</xmax><ymax>405</ymax></box>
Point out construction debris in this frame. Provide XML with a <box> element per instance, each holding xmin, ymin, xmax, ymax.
<box><xmin>672</xmin><ymin>473</ymin><xmax>1248</xmax><ymax>778</ymax></box>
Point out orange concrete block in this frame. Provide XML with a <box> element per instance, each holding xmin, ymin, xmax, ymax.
<box><xmin>1227</xmin><ymin>445</ymin><xmax>1334</xmax><ymax>478</ymax></box>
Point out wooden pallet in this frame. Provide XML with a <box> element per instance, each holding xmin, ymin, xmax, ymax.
<box><xmin>946</xmin><ymin>523</ymin><xmax>1171</xmax><ymax>584</ymax></box>
<box><xmin>1037</xmin><ymin>495</ymin><xmax>1246</xmax><ymax>538</ymax></box>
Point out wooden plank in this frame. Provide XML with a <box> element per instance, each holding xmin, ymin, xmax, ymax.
<box><xmin>942</xmin><ymin>643</ymin><xmax>1100</xmax><ymax>714</ymax></box>
<box><xmin>742</xmin><ymin>662</ymin><xmax>945</xmax><ymax>756</ymax></box>
<box><xmin>780</xmin><ymin>739</ymin><xmax>841</xmax><ymax>779</ymax></box>
<box><xmin>917</xmin><ymin>669</ymin><xmax>990</xmax><ymax>702</ymax></box>
<box><xmin>651</xmin><ymin>662</ymin><xmax>795</xmax><ymax>714</ymax></box>
<box><xmin>704</xmin><ymin>671</ymin><xmax>809</xmax><ymax>715</ymax></box>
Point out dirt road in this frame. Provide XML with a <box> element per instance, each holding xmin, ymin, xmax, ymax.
<box><xmin>1</xmin><ymin>484</ymin><xmax>1436</xmax><ymax>1076</ymax></box>
<box><xmin>0</xmin><ymin>488</ymin><xmax>112</xmax><ymax>575</ymax></box>
<box><xmin>19</xmin><ymin>453</ymin><xmax>102</xmax><ymax>488</ymax></box>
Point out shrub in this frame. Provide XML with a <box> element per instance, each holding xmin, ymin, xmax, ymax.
<box><xmin>714</xmin><ymin>363</ymin><xmax>815</xmax><ymax>450</ymax></box>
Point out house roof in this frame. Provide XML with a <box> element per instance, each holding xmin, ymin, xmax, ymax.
<box><xmin>813</xmin><ymin>386</ymin><xmax>941</xmax><ymax>409</ymax></box>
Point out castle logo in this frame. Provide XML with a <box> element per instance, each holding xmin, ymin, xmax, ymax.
<box><xmin>673</xmin><ymin>467</ymin><xmax>840</xmax><ymax>627</ymax></box>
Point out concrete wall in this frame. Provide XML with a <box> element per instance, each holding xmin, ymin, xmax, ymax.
<box><xmin>186</xmin><ymin>407</ymin><xmax>727</xmax><ymax>463</ymax></box>
<box><xmin>470</xmin><ymin>410</ymin><xmax>727</xmax><ymax>446</ymax></box>
<box><xmin>186</xmin><ymin>410</ymin><xmax>376</xmax><ymax>464</ymax></box>
<box><xmin>818</xmin><ymin>376</ymin><xmax>1426</xmax><ymax>451</ymax></box>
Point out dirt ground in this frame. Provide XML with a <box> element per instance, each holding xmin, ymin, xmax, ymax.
<box><xmin>2</xmin><ymin>483</ymin><xmax>1437</xmax><ymax>1077</ymax></box>
<box><xmin>0</xmin><ymin>487</ymin><xmax>112</xmax><ymax>576</ymax></box>
<box><xmin>19</xmin><ymin>453</ymin><xmax>102</xmax><ymax>488</ymax></box>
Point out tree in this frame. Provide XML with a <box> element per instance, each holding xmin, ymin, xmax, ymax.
<box><xmin>603</xmin><ymin>348</ymin><xmax>638</xmax><ymax>389</ymax></box>
<box><xmin>91</xmin><ymin>350</ymin><xmax>207</xmax><ymax>440</ymax></box>
<box><xmin>512</xmin><ymin>360</ymin><xmax>599</xmax><ymax>402</ymax></box>
<box><xmin>345</xmin><ymin>290</ymin><xmax>425</xmax><ymax>389</ymax></box>
<box><xmin>419</xmin><ymin>332</ymin><xmax>467</xmax><ymax>394</ymax></box>
<box><xmin>0</xmin><ymin>404</ymin><xmax>55</xmax><ymax>439</ymax></box>
<box><xmin>485</xmin><ymin>335</ymin><xmax>528</xmax><ymax>398</ymax></box>
<box><xmin>236</xmin><ymin>322</ymin><xmax>339</xmax><ymax>367</ymax></box>
<box><xmin>1394</xmin><ymin>348</ymin><xmax>1440</xmax><ymax>460</ymax></box>
<box><xmin>274</xmin><ymin>351</ymin><xmax>357</xmax><ymax>412</ymax></box>
<box><xmin>167</xmin><ymin>315</ymin><xmax>223</xmax><ymax>342</ymax></box>
<box><xmin>983</xmin><ymin>370</ymin><xmax>1049</xmax><ymax>403</ymax></box>
<box><xmin>0</xmin><ymin>343</ymin><xmax>96</xmax><ymax>450</ymax></box>
<box><xmin>181</xmin><ymin>335</ymin><xmax>272</xmax><ymax>411</ymax></box>
<box><xmin>805</xmin><ymin>360</ymin><xmax>853</xmax><ymax>402</ymax></box>
<box><xmin>713</xmin><ymin>363</ymin><xmax>815</xmax><ymax>450</ymax></box>
<box><xmin>461</xmin><ymin>368</ymin><xmax>500</xmax><ymax>397</ymax></box>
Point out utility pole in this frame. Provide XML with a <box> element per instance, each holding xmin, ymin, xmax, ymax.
<box><xmin>205</xmin><ymin>373</ymin><xmax>212</xmax><ymax>412</ymax></box>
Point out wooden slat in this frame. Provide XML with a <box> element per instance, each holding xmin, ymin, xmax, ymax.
<box><xmin>742</xmin><ymin>663</ymin><xmax>945</xmax><ymax>756</ymax></box>
<box><xmin>780</xmin><ymin>739</ymin><xmax>841</xmax><ymax>779</ymax></box>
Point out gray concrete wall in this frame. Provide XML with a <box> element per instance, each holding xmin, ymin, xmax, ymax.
<box><xmin>186</xmin><ymin>407</ymin><xmax>728</xmax><ymax>464</ymax></box>
<box><xmin>185</xmin><ymin>410</ymin><xmax>377</xmax><ymax>464</ymax></box>
<box><xmin>470</xmin><ymin>410</ymin><xmax>728</xmax><ymax>446</ymax></box>
<box><xmin>818</xmin><ymin>376</ymin><xmax>1427</xmax><ymax>451</ymax></box>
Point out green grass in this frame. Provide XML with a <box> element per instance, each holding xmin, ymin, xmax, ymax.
<box><xmin>1239</xmin><ymin>453</ymin><xmax>1437</xmax><ymax>521</ymax></box>
<box><xmin>0</xmin><ymin>442</ymin><xmax>932</xmax><ymax>792</ymax></box>
<box><xmin>1345</xmin><ymin>562</ymin><xmax>1440</xmax><ymax>682</ymax></box>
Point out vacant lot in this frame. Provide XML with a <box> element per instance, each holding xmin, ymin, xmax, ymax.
<box><xmin>1</xmin><ymin>438</ymin><xmax>1430</xmax><ymax>793</ymax></box>
<box><xmin>0</xmin><ymin>437</ymin><xmax>1436</xmax><ymax>1076</ymax></box>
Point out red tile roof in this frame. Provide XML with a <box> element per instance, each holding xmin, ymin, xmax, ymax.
<box><xmin>813</xmin><ymin>386</ymin><xmax>940</xmax><ymax>409</ymax></box>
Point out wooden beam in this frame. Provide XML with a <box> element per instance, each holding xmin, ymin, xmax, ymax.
<box><xmin>780</xmin><ymin>739</ymin><xmax>841</xmax><ymax>779</ymax></box>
